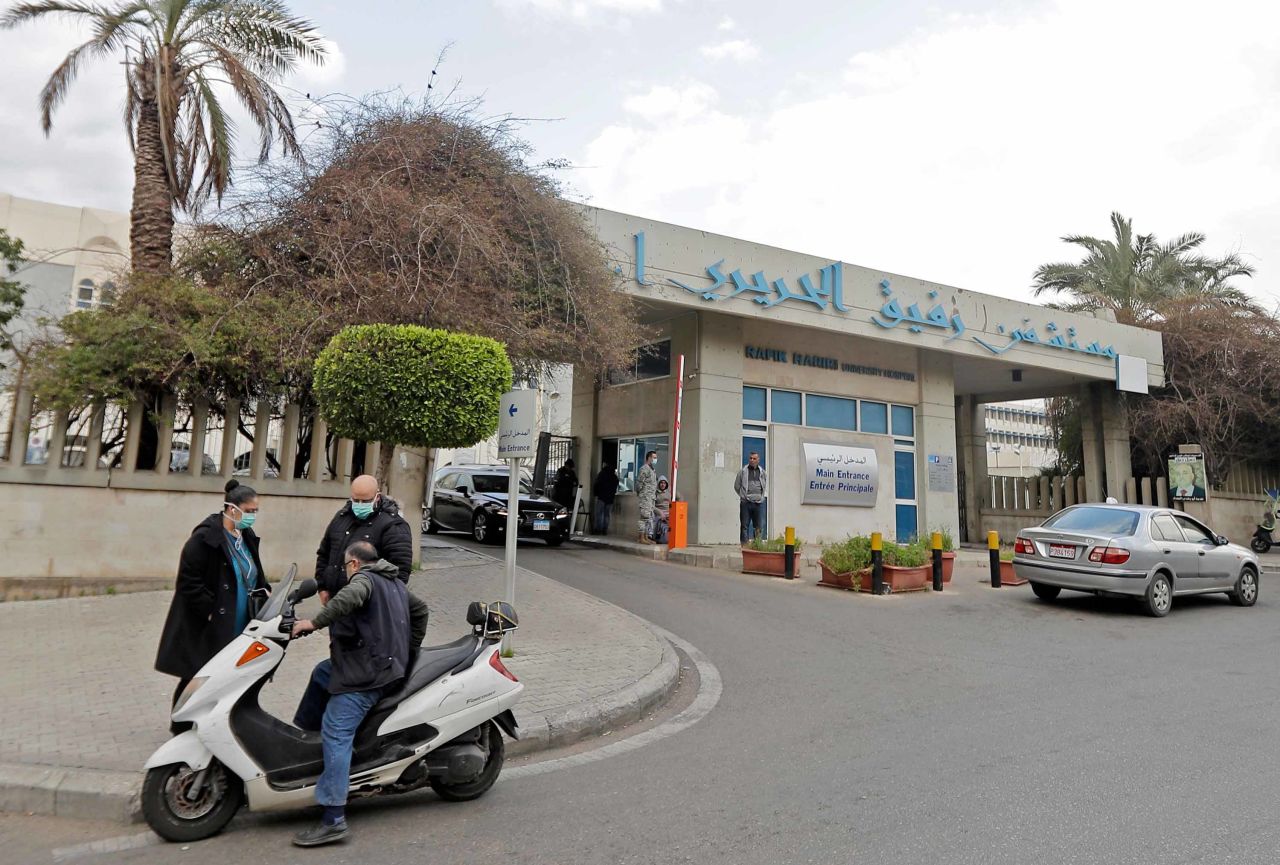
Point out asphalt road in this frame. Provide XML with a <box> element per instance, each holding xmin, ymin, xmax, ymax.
<box><xmin>9</xmin><ymin>537</ymin><xmax>1280</xmax><ymax>865</ymax></box>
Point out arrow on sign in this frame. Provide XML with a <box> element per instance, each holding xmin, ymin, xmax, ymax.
<box><xmin>508</xmin><ymin>404</ymin><xmax>518</xmax><ymax>417</ymax></box>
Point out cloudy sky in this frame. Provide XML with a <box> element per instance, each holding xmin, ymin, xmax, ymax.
<box><xmin>2</xmin><ymin>0</ymin><xmax>1277</xmax><ymax>307</ymax></box>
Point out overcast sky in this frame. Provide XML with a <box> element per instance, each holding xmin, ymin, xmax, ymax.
<box><xmin>2</xmin><ymin>0</ymin><xmax>1276</xmax><ymax>307</ymax></box>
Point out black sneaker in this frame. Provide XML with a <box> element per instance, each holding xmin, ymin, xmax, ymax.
<box><xmin>292</xmin><ymin>820</ymin><xmax>349</xmax><ymax>847</ymax></box>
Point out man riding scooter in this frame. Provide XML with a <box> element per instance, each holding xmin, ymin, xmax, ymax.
<box><xmin>289</xmin><ymin>540</ymin><xmax>430</xmax><ymax>847</ymax></box>
<box><xmin>1252</xmin><ymin>491</ymin><xmax>1280</xmax><ymax>554</ymax></box>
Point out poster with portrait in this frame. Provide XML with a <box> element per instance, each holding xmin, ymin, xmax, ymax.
<box><xmin>1168</xmin><ymin>453</ymin><xmax>1207</xmax><ymax>503</ymax></box>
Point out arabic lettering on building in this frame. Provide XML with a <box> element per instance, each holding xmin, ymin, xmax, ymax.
<box><xmin>622</xmin><ymin>231</ymin><xmax>1118</xmax><ymax>362</ymax></box>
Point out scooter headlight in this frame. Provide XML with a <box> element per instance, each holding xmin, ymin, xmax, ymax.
<box><xmin>173</xmin><ymin>676</ymin><xmax>208</xmax><ymax>714</ymax></box>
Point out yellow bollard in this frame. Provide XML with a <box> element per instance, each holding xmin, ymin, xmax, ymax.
<box><xmin>931</xmin><ymin>531</ymin><xmax>943</xmax><ymax>591</ymax></box>
<box><xmin>871</xmin><ymin>532</ymin><xmax>884</xmax><ymax>594</ymax></box>
<box><xmin>784</xmin><ymin>525</ymin><xmax>796</xmax><ymax>579</ymax></box>
<box><xmin>988</xmin><ymin>530</ymin><xmax>1001</xmax><ymax>587</ymax></box>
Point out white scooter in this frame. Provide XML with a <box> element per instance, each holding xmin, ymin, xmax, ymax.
<box><xmin>142</xmin><ymin>565</ymin><xmax>523</xmax><ymax>842</ymax></box>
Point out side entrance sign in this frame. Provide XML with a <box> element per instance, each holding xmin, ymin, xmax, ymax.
<box><xmin>801</xmin><ymin>442</ymin><xmax>878</xmax><ymax>507</ymax></box>
<box><xmin>497</xmin><ymin>390</ymin><xmax>537</xmax><ymax>459</ymax></box>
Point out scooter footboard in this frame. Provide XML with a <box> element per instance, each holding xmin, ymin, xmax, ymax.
<box><xmin>143</xmin><ymin>731</ymin><xmax>213</xmax><ymax>772</ymax></box>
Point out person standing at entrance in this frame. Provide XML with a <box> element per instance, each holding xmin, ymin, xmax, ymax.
<box><xmin>636</xmin><ymin>450</ymin><xmax>658</xmax><ymax>544</ymax></box>
<box><xmin>592</xmin><ymin>462</ymin><xmax>619</xmax><ymax>534</ymax></box>
<box><xmin>735</xmin><ymin>452</ymin><xmax>767</xmax><ymax>544</ymax></box>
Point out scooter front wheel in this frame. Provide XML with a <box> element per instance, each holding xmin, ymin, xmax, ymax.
<box><xmin>142</xmin><ymin>760</ymin><xmax>243</xmax><ymax>842</ymax></box>
<box><xmin>1251</xmin><ymin>536</ymin><xmax>1271</xmax><ymax>554</ymax></box>
<box><xmin>428</xmin><ymin>720</ymin><xmax>505</xmax><ymax>802</ymax></box>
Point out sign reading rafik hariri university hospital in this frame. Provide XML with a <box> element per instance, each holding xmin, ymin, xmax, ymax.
<box><xmin>802</xmin><ymin>443</ymin><xmax>878</xmax><ymax>507</ymax></box>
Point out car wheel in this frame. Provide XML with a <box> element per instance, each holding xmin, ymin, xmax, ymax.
<box><xmin>423</xmin><ymin>514</ymin><xmax>439</xmax><ymax>535</ymax></box>
<box><xmin>1030</xmin><ymin>582</ymin><xmax>1061</xmax><ymax>601</ymax></box>
<box><xmin>1229</xmin><ymin>566</ymin><xmax>1259</xmax><ymax>607</ymax></box>
<box><xmin>545</xmin><ymin>533</ymin><xmax>565</xmax><ymax>547</ymax></box>
<box><xmin>1144</xmin><ymin>572</ymin><xmax>1173</xmax><ymax>617</ymax></box>
<box><xmin>473</xmin><ymin>509</ymin><xmax>496</xmax><ymax>545</ymax></box>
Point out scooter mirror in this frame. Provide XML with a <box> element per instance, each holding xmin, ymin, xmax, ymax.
<box><xmin>288</xmin><ymin>578</ymin><xmax>319</xmax><ymax>604</ymax></box>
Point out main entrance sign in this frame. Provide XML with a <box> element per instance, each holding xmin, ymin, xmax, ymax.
<box><xmin>802</xmin><ymin>442</ymin><xmax>878</xmax><ymax>507</ymax></box>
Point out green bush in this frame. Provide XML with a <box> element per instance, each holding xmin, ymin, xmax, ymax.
<box><xmin>313</xmin><ymin>325</ymin><xmax>512</xmax><ymax>482</ymax></box>
<box><xmin>747</xmin><ymin>534</ymin><xmax>803</xmax><ymax>553</ymax></box>
<box><xmin>820</xmin><ymin>535</ymin><xmax>873</xmax><ymax>574</ymax></box>
<box><xmin>931</xmin><ymin>526</ymin><xmax>956</xmax><ymax>552</ymax></box>
<box><xmin>883</xmin><ymin>539</ymin><xmax>928</xmax><ymax>568</ymax></box>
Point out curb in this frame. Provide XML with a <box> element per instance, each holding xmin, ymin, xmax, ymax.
<box><xmin>0</xmin><ymin>578</ymin><xmax>683</xmax><ymax>826</ymax></box>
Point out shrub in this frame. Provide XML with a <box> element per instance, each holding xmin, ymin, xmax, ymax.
<box><xmin>820</xmin><ymin>535</ymin><xmax>873</xmax><ymax>574</ymax></box>
<box><xmin>747</xmin><ymin>534</ymin><xmax>803</xmax><ymax>553</ymax></box>
<box><xmin>883</xmin><ymin>539</ymin><xmax>928</xmax><ymax>568</ymax></box>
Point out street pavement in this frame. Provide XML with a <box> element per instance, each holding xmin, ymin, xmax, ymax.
<box><xmin>0</xmin><ymin>540</ymin><xmax>676</xmax><ymax>822</ymax></box>
<box><xmin>6</xmin><ymin>536</ymin><xmax>1280</xmax><ymax>865</ymax></box>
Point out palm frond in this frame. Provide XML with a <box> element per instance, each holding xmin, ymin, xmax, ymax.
<box><xmin>0</xmin><ymin>1</ymin><xmax>107</xmax><ymax>28</ymax></box>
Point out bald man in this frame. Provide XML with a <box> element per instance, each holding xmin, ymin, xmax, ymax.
<box><xmin>315</xmin><ymin>475</ymin><xmax>413</xmax><ymax>594</ymax></box>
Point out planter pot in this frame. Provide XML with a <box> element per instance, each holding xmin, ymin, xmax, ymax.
<box><xmin>817</xmin><ymin>561</ymin><xmax>860</xmax><ymax>590</ymax></box>
<box><xmin>742</xmin><ymin>548</ymin><xmax>788</xmax><ymax>577</ymax></box>
<box><xmin>941</xmin><ymin>551</ymin><xmax>956</xmax><ymax>583</ymax></box>
<box><xmin>999</xmin><ymin>560</ymin><xmax>1028</xmax><ymax>586</ymax></box>
<box><xmin>859</xmin><ymin>564</ymin><xmax>930</xmax><ymax>594</ymax></box>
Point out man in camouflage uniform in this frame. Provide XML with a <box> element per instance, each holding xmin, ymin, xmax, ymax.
<box><xmin>635</xmin><ymin>449</ymin><xmax>658</xmax><ymax>545</ymax></box>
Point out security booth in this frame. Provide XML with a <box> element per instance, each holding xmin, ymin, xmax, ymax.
<box><xmin>571</xmin><ymin>208</ymin><xmax>1165</xmax><ymax>547</ymax></box>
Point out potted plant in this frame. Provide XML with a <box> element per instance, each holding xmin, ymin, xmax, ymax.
<box><xmin>818</xmin><ymin>535</ymin><xmax>872</xmax><ymax>590</ymax></box>
<box><xmin>862</xmin><ymin>539</ymin><xmax>930</xmax><ymax>593</ymax></box>
<box><xmin>998</xmin><ymin>548</ymin><xmax>1027</xmax><ymax>586</ymax></box>
<box><xmin>933</xmin><ymin>527</ymin><xmax>957</xmax><ymax>583</ymax></box>
<box><xmin>742</xmin><ymin>534</ymin><xmax>803</xmax><ymax>577</ymax></box>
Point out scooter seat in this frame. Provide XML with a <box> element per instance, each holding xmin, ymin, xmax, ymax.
<box><xmin>373</xmin><ymin>635</ymin><xmax>479</xmax><ymax>712</ymax></box>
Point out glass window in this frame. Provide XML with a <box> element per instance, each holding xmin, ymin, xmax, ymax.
<box><xmin>894</xmin><ymin>451</ymin><xmax>916</xmax><ymax>500</ymax></box>
<box><xmin>1174</xmin><ymin>514</ymin><xmax>1215</xmax><ymax>545</ymax></box>
<box><xmin>895</xmin><ymin>504</ymin><xmax>918</xmax><ymax>543</ymax></box>
<box><xmin>75</xmin><ymin>279</ymin><xmax>95</xmax><ymax>309</ymax></box>
<box><xmin>611</xmin><ymin>435</ymin><xmax>670</xmax><ymax>493</ymax></box>
<box><xmin>1043</xmin><ymin>506</ymin><xmax>1140</xmax><ymax>536</ymax></box>
<box><xmin>608</xmin><ymin>340</ymin><xmax>672</xmax><ymax>385</ymax></box>
<box><xmin>771</xmin><ymin>390</ymin><xmax>802</xmax><ymax>425</ymax></box>
<box><xmin>743</xmin><ymin>386</ymin><xmax>767</xmax><ymax>421</ymax></box>
<box><xmin>1151</xmin><ymin>514</ymin><xmax>1182</xmax><ymax>543</ymax></box>
<box><xmin>472</xmin><ymin>472</ymin><xmax>533</xmax><ymax>494</ymax></box>
<box><xmin>805</xmin><ymin>394</ymin><xmax>856</xmax><ymax>431</ymax></box>
<box><xmin>861</xmin><ymin>401</ymin><xmax>888</xmax><ymax>435</ymax></box>
<box><xmin>891</xmin><ymin>405</ymin><xmax>915</xmax><ymax>437</ymax></box>
<box><xmin>436</xmin><ymin>471</ymin><xmax>458</xmax><ymax>490</ymax></box>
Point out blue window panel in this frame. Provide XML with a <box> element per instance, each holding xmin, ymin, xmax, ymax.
<box><xmin>805</xmin><ymin>394</ymin><xmax>856</xmax><ymax>431</ymax></box>
<box><xmin>861</xmin><ymin>401</ymin><xmax>888</xmax><ymax>434</ymax></box>
<box><xmin>743</xmin><ymin>386</ymin><xmax>767</xmax><ymax>421</ymax></box>
<box><xmin>744</xmin><ymin>424</ymin><xmax>767</xmax><ymax>432</ymax></box>
<box><xmin>772</xmin><ymin>390</ymin><xmax>802</xmax><ymax>425</ymax></box>
<box><xmin>895</xmin><ymin>504</ymin><xmax>918</xmax><ymax>543</ymax></box>
<box><xmin>894</xmin><ymin>451</ymin><xmax>916</xmax><ymax>500</ymax></box>
<box><xmin>892</xmin><ymin>404</ymin><xmax>915</xmax><ymax>437</ymax></box>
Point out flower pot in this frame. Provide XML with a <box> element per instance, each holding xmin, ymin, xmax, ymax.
<box><xmin>941</xmin><ymin>551</ymin><xmax>956</xmax><ymax>583</ymax></box>
<box><xmin>817</xmin><ymin>561</ymin><xmax>858</xmax><ymax>590</ymax></box>
<box><xmin>859</xmin><ymin>564</ymin><xmax>930</xmax><ymax>593</ymax></box>
<box><xmin>999</xmin><ymin>560</ymin><xmax>1027</xmax><ymax>586</ymax></box>
<box><xmin>742</xmin><ymin>548</ymin><xmax>787</xmax><ymax>577</ymax></box>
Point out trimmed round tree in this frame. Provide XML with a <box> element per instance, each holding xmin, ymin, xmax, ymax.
<box><xmin>313</xmin><ymin>325</ymin><xmax>513</xmax><ymax>488</ymax></box>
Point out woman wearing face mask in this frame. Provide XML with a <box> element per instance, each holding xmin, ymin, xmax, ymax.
<box><xmin>155</xmin><ymin>479</ymin><xmax>269</xmax><ymax>731</ymax></box>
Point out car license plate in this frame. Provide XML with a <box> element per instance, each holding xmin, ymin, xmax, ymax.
<box><xmin>1049</xmin><ymin>544</ymin><xmax>1075</xmax><ymax>559</ymax></box>
<box><xmin>534</xmin><ymin>519</ymin><xmax>551</xmax><ymax>531</ymax></box>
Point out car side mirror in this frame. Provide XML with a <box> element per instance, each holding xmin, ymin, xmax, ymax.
<box><xmin>1216</xmin><ymin>535</ymin><xmax>1230</xmax><ymax>546</ymax></box>
<box><xmin>456</xmin><ymin>485</ymin><xmax>469</xmax><ymax>495</ymax></box>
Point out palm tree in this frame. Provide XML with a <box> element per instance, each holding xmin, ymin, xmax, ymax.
<box><xmin>2</xmin><ymin>0</ymin><xmax>327</xmax><ymax>274</ymax></box>
<box><xmin>1031</xmin><ymin>212</ymin><xmax>1258</xmax><ymax>325</ymax></box>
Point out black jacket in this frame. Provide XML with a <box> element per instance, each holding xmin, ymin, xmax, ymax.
<box><xmin>315</xmin><ymin>559</ymin><xmax>413</xmax><ymax>695</ymax></box>
<box><xmin>552</xmin><ymin>466</ymin><xmax>579</xmax><ymax>508</ymax></box>
<box><xmin>593</xmin><ymin>469</ymin><xmax>619</xmax><ymax>504</ymax></box>
<box><xmin>155</xmin><ymin>514</ymin><xmax>269</xmax><ymax>679</ymax></box>
<box><xmin>315</xmin><ymin>498</ymin><xmax>413</xmax><ymax>594</ymax></box>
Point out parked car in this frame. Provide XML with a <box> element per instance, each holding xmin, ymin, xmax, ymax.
<box><xmin>426</xmin><ymin>464</ymin><xmax>569</xmax><ymax>546</ymax></box>
<box><xmin>169</xmin><ymin>442</ymin><xmax>218</xmax><ymax>475</ymax></box>
<box><xmin>1013</xmin><ymin>504</ymin><xmax>1259</xmax><ymax>617</ymax></box>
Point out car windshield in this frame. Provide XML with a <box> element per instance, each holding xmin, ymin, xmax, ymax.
<box><xmin>1043</xmin><ymin>507</ymin><xmax>1140</xmax><ymax>536</ymax></box>
<box><xmin>472</xmin><ymin>473</ymin><xmax>534</xmax><ymax>495</ymax></box>
<box><xmin>255</xmin><ymin>564</ymin><xmax>298</xmax><ymax>621</ymax></box>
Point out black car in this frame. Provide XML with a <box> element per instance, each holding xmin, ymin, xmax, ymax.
<box><xmin>426</xmin><ymin>464</ymin><xmax>569</xmax><ymax>546</ymax></box>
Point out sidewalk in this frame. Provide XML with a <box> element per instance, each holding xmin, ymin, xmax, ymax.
<box><xmin>0</xmin><ymin>540</ymin><xmax>679</xmax><ymax>824</ymax></box>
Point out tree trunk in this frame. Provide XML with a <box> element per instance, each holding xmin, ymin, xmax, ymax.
<box><xmin>377</xmin><ymin>442</ymin><xmax>395</xmax><ymax>493</ymax></box>
<box><xmin>129</xmin><ymin>66</ymin><xmax>174</xmax><ymax>276</ymax></box>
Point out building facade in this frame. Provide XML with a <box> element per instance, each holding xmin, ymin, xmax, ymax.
<box><xmin>573</xmin><ymin>208</ymin><xmax>1164</xmax><ymax>546</ymax></box>
<box><xmin>984</xmin><ymin>400</ymin><xmax>1057</xmax><ymax>477</ymax></box>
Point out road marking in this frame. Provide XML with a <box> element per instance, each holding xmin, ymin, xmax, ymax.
<box><xmin>51</xmin><ymin>831</ymin><xmax>162</xmax><ymax>862</ymax></box>
<box><xmin>502</xmin><ymin>621</ymin><xmax>722</xmax><ymax>780</ymax></box>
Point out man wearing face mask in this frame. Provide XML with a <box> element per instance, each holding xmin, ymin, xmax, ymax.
<box><xmin>315</xmin><ymin>474</ymin><xmax>413</xmax><ymax>597</ymax></box>
<box><xmin>635</xmin><ymin>450</ymin><xmax>659</xmax><ymax>545</ymax></box>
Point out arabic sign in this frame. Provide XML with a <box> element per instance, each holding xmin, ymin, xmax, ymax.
<box><xmin>497</xmin><ymin>390</ymin><xmax>536</xmax><ymax>459</ymax></box>
<box><xmin>622</xmin><ymin>231</ymin><xmax>1119</xmax><ymax>364</ymax></box>
<box><xmin>927</xmin><ymin>454</ymin><xmax>956</xmax><ymax>494</ymax></box>
<box><xmin>1168</xmin><ymin>453</ymin><xmax>1207</xmax><ymax>503</ymax></box>
<box><xmin>801</xmin><ymin>443</ymin><xmax>878</xmax><ymax>507</ymax></box>
<box><xmin>744</xmin><ymin>345</ymin><xmax>916</xmax><ymax>382</ymax></box>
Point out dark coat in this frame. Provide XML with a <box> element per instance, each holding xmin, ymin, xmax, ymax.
<box><xmin>155</xmin><ymin>514</ymin><xmax>269</xmax><ymax>680</ymax></box>
<box><xmin>315</xmin><ymin>498</ymin><xmax>413</xmax><ymax>594</ymax></box>
<box><xmin>593</xmin><ymin>468</ymin><xmax>619</xmax><ymax>504</ymax></box>
<box><xmin>552</xmin><ymin>466</ymin><xmax>579</xmax><ymax>508</ymax></box>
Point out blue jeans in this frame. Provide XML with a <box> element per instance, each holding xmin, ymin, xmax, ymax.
<box><xmin>593</xmin><ymin>499</ymin><xmax>612</xmax><ymax>534</ymax></box>
<box><xmin>293</xmin><ymin>659</ymin><xmax>384</xmax><ymax>808</ymax></box>
<box><xmin>740</xmin><ymin>500</ymin><xmax>764</xmax><ymax>543</ymax></box>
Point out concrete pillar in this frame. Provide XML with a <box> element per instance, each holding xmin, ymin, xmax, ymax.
<box><xmin>1079</xmin><ymin>384</ymin><xmax>1104</xmax><ymax>502</ymax></box>
<box><xmin>1099</xmin><ymin>386</ymin><xmax>1132</xmax><ymax>500</ymax></box>
<box><xmin>220</xmin><ymin>399</ymin><xmax>241</xmax><ymax>478</ymax></box>
<box><xmin>681</xmin><ymin>313</ymin><xmax>743</xmax><ymax>545</ymax></box>
<box><xmin>189</xmin><ymin>398</ymin><xmax>209</xmax><ymax>477</ymax></box>
<box><xmin>153</xmin><ymin>394</ymin><xmax>176</xmax><ymax>476</ymax></box>
<box><xmin>956</xmin><ymin>394</ymin><xmax>987</xmax><ymax>544</ymax></box>
<box><xmin>917</xmin><ymin>353</ymin><xmax>959</xmax><ymax>542</ymax></box>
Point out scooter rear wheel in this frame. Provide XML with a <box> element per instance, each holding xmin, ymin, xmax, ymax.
<box><xmin>142</xmin><ymin>760</ymin><xmax>243</xmax><ymax>842</ymax></box>
<box><xmin>428</xmin><ymin>720</ymin><xmax>505</xmax><ymax>802</ymax></box>
<box><xmin>1250</xmin><ymin>536</ymin><xmax>1271</xmax><ymax>554</ymax></box>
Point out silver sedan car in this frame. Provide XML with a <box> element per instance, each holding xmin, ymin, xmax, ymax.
<box><xmin>1013</xmin><ymin>504</ymin><xmax>1260</xmax><ymax>617</ymax></box>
